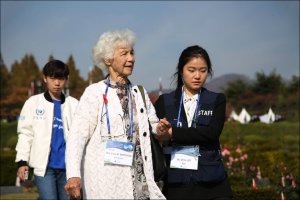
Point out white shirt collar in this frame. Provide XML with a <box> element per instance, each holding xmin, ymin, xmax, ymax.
<box><xmin>183</xmin><ymin>93</ymin><xmax>199</xmax><ymax>127</ymax></box>
<box><xmin>183</xmin><ymin>93</ymin><xmax>198</xmax><ymax>103</ymax></box>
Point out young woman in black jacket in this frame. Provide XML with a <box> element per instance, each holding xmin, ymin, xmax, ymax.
<box><xmin>154</xmin><ymin>45</ymin><xmax>232</xmax><ymax>200</ymax></box>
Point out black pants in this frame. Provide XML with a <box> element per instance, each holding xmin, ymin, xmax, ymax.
<box><xmin>165</xmin><ymin>181</ymin><xmax>232</xmax><ymax>200</ymax></box>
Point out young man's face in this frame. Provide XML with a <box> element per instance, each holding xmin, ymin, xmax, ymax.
<box><xmin>43</xmin><ymin>75</ymin><xmax>67</xmax><ymax>98</ymax></box>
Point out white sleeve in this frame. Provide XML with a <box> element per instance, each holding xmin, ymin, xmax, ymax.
<box><xmin>15</xmin><ymin>99</ymin><xmax>34</xmax><ymax>163</ymax></box>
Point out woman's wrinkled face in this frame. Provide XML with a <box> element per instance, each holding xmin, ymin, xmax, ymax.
<box><xmin>182</xmin><ymin>57</ymin><xmax>208</xmax><ymax>95</ymax></box>
<box><xmin>107</xmin><ymin>46</ymin><xmax>135</xmax><ymax>78</ymax></box>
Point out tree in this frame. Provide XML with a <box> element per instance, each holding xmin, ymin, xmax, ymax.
<box><xmin>88</xmin><ymin>66</ymin><xmax>104</xmax><ymax>85</ymax></box>
<box><xmin>279</xmin><ymin>75</ymin><xmax>300</xmax><ymax>120</ymax></box>
<box><xmin>252</xmin><ymin>71</ymin><xmax>283</xmax><ymax>94</ymax></box>
<box><xmin>66</xmin><ymin>55</ymin><xmax>87</xmax><ymax>99</ymax></box>
<box><xmin>48</xmin><ymin>54</ymin><xmax>55</xmax><ymax>62</ymax></box>
<box><xmin>286</xmin><ymin>75</ymin><xmax>299</xmax><ymax>93</ymax></box>
<box><xmin>1</xmin><ymin>87</ymin><xmax>29</xmax><ymax>119</ymax></box>
<box><xmin>2</xmin><ymin>54</ymin><xmax>41</xmax><ymax>119</ymax></box>
<box><xmin>9</xmin><ymin>54</ymin><xmax>41</xmax><ymax>88</ymax></box>
<box><xmin>224</xmin><ymin>79</ymin><xmax>250</xmax><ymax>104</ymax></box>
<box><xmin>0</xmin><ymin>53</ymin><xmax>10</xmax><ymax>99</ymax></box>
<box><xmin>10</xmin><ymin>61</ymin><xmax>24</xmax><ymax>87</ymax></box>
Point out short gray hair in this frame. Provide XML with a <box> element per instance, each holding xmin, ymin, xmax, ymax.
<box><xmin>92</xmin><ymin>28</ymin><xmax>136</xmax><ymax>72</ymax></box>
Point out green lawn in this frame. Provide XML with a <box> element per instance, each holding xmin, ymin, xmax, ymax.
<box><xmin>221</xmin><ymin>121</ymin><xmax>299</xmax><ymax>181</ymax></box>
<box><xmin>0</xmin><ymin>189</ymin><xmax>38</xmax><ymax>200</ymax></box>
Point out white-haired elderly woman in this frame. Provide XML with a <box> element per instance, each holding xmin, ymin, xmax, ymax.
<box><xmin>64</xmin><ymin>29</ymin><xmax>166</xmax><ymax>200</ymax></box>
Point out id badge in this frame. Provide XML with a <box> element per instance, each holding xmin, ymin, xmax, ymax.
<box><xmin>104</xmin><ymin>140</ymin><xmax>135</xmax><ymax>166</ymax></box>
<box><xmin>170</xmin><ymin>146</ymin><xmax>200</xmax><ymax>170</ymax></box>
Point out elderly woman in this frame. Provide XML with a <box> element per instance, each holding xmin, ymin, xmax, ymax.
<box><xmin>64</xmin><ymin>29</ymin><xmax>166</xmax><ymax>200</ymax></box>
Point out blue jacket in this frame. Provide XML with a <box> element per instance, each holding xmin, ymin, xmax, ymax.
<box><xmin>154</xmin><ymin>87</ymin><xmax>226</xmax><ymax>184</ymax></box>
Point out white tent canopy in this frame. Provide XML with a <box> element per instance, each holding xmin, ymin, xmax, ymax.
<box><xmin>228</xmin><ymin>110</ymin><xmax>239</xmax><ymax>121</ymax></box>
<box><xmin>237</xmin><ymin>108</ymin><xmax>251</xmax><ymax>124</ymax></box>
<box><xmin>259</xmin><ymin>108</ymin><xmax>276</xmax><ymax>124</ymax></box>
<box><xmin>228</xmin><ymin>108</ymin><xmax>251</xmax><ymax>124</ymax></box>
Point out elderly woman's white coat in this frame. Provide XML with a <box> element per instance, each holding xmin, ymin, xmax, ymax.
<box><xmin>66</xmin><ymin>81</ymin><xmax>165</xmax><ymax>199</ymax></box>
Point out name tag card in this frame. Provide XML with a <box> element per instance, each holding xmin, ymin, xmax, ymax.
<box><xmin>104</xmin><ymin>140</ymin><xmax>135</xmax><ymax>166</ymax></box>
<box><xmin>170</xmin><ymin>146</ymin><xmax>200</xmax><ymax>170</ymax></box>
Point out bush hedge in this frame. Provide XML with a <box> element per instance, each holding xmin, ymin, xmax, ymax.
<box><xmin>0</xmin><ymin>122</ymin><xmax>18</xmax><ymax>149</ymax></box>
<box><xmin>233</xmin><ymin>187</ymin><xmax>279</xmax><ymax>200</ymax></box>
<box><xmin>0</xmin><ymin>151</ymin><xmax>18</xmax><ymax>186</ymax></box>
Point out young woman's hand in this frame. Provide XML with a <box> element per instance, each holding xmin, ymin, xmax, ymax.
<box><xmin>156</xmin><ymin>118</ymin><xmax>172</xmax><ymax>141</ymax></box>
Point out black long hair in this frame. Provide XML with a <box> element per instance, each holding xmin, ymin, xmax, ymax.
<box><xmin>172</xmin><ymin>45</ymin><xmax>213</xmax><ymax>90</ymax></box>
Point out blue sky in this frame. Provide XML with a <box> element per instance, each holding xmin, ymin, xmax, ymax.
<box><xmin>1</xmin><ymin>1</ymin><xmax>299</xmax><ymax>91</ymax></box>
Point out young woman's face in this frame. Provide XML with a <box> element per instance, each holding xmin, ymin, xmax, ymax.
<box><xmin>108</xmin><ymin>46</ymin><xmax>135</xmax><ymax>79</ymax></box>
<box><xmin>182</xmin><ymin>57</ymin><xmax>209</xmax><ymax>95</ymax></box>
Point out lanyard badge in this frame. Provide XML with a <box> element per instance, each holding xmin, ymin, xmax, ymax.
<box><xmin>104</xmin><ymin>140</ymin><xmax>135</xmax><ymax>166</ymax></box>
<box><xmin>171</xmin><ymin>86</ymin><xmax>202</xmax><ymax>170</ymax></box>
<box><xmin>170</xmin><ymin>146</ymin><xmax>200</xmax><ymax>170</ymax></box>
<box><xmin>102</xmin><ymin>78</ymin><xmax>135</xmax><ymax>166</ymax></box>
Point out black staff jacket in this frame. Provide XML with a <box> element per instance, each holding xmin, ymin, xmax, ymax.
<box><xmin>154</xmin><ymin>87</ymin><xmax>232</xmax><ymax>199</ymax></box>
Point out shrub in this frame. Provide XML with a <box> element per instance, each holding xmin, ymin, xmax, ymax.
<box><xmin>233</xmin><ymin>188</ymin><xmax>278</xmax><ymax>200</ymax></box>
<box><xmin>0</xmin><ymin>122</ymin><xmax>17</xmax><ymax>149</ymax></box>
<box><xmin>0</xmin><ymin>151</ymin><xmax>17</xmax><ymax>186</ymax></box>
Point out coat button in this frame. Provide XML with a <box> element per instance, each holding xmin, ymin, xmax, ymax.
<box><xmin>140</xmin><ymin>108</ymin><xmax>144</xmax><ymax>113</ymax></box>
<box><xmin>145</xmin><ymin>156</ymin><xmax>147</xmax><ymax>161</ymax></box>
<box><xmin>143</xmin><ymin>132</ymin><xmax>147</xmax><ymax>137</ymax></box>
<box><xmin>134</xmin><ymin>89</ymin><xmax>137</xmax><ymax>92</ymax></box>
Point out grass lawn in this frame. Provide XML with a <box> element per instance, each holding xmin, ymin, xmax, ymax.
<box><xmin>0</xmin><ymin>187</ymin><xmax>38</xmax><ymax>200</ymax></box>
<box><xmin>0</xmin><ymin>192</ymin><xmax>39</xmax><ymax>200</ymax></box>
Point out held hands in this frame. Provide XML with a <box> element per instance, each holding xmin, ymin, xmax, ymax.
<box><xmin>65</xmin><ymin>177</ymin><xmax>81</xmax><ymax>200</ymax></box>
<box><xmin>156</xmin><ymin>118</ymin><xmax>172</xmax><ymax>141</ymax></box>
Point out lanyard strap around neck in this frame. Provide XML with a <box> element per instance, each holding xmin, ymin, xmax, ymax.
<box><xmin>177</xmin><ymin>86</ymin><xmax>201</xmax><ymax>128</ymax></box>
<box><xmin>103</xmin><ymin>78</ymin><xmax>134</xmax><ymax>140</ymax></box>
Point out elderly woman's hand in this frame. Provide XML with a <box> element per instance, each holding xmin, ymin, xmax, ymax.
<box><xmin>65</xmin><ymin>177</ymin><xmax>81</xmax><ymax>200</ymax></box>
